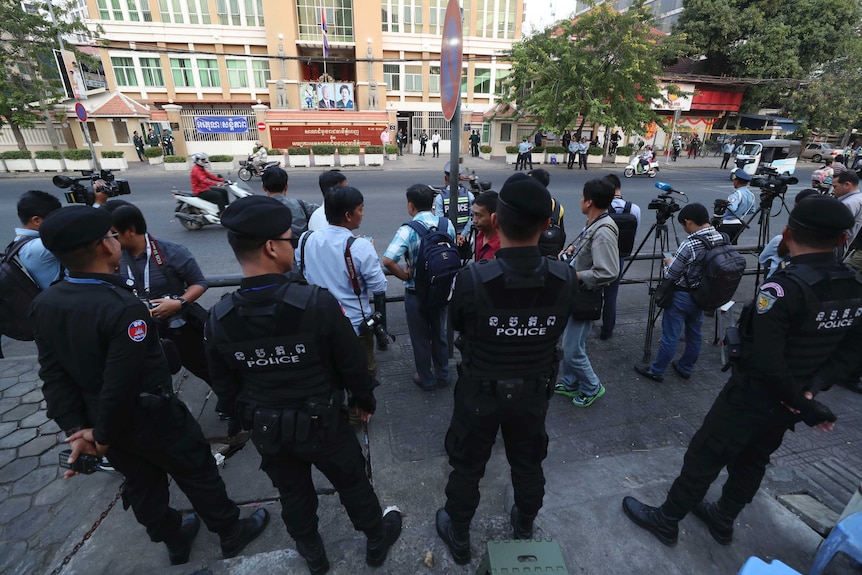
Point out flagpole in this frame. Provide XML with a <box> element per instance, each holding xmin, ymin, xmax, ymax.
<box><xmin>321</xmin><ymin>3</ymin><xmax>328</xmax><ymax>79</ymax></box>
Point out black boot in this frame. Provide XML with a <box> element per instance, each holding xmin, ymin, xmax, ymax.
<box><xmin>164</xmin><ymin>513</ymin><xmax>201</xmax><ymax>566</ymax></box>
<box><xmin>622</xmin><ymin>496</ymin><xmax>680</xmax><ymax>546</ymax></box>
<box><xmin>296</xmin><ymin>533</ymin><xmax>330</xmax><ymax>575</ymax></box>
<box><xmin>220</xmin><ymin>508</ymin><xmax>270</xmax><ymax>558</ymax></box>
<box><xmin>692</xmin><ymin>500</ymin><xmax>735</xmax><ymax>545</ymax></box>
<box><xmin>365</xmin><ymin>506</ymin><xmax>403</xmax><ymax>567</ymax></box>
<box><xmin>510</xmin><ymin>505</ymin><xmax>535</xmax><ymax>540</ymax></box>
<box><xmin>435</xmin><ymin>508</ymin><xmax>471</xmax><ymax>565</ymax></box>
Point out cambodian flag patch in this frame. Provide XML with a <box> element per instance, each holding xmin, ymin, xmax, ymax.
<box><xmin>128</xmin><ymin>319</ymin><xmax>148</xmax><ymax>342</ymax></box>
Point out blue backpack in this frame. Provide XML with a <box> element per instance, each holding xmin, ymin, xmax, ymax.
<box><xmin>406</xmin><ymin>217</ymin><xmax>460</xmax><ymax>308</ymax></box>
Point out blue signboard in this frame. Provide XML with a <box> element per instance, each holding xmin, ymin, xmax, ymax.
<box><xmin>194</xmin><ymin>116</ymin><xmax>249</xmax><ymax>134</ymax></box>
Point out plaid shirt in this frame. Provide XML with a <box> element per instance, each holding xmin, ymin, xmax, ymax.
<box><xmin>383</xmin><ymin>211</ymin><xmax>455</xmax><ymax>289</ymax></box>
<box><xmin>664</xmin><ymin>226</ymin><xmax>725</xmax><ymax>289</ymax></box>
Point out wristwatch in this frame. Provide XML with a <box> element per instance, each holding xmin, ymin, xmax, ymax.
<box><xmin>173</xmin><ymin>296</ymin><xmax>188</xmax><ymax>308</ymax></box>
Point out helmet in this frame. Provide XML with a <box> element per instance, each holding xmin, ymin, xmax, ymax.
<box><xmin>192</xmin><ymin>152</ymin><xmax>210</xmax><ymax>168</ymax></box>
<box><xmin>444</xmin><ymin>161</ymin><xmax>451</xmax><ymax>174</ymax></box>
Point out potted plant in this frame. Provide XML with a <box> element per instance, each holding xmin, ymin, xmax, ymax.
<box><xmin>208</xmin><ymin>154</ymin><xmax>234</xmax><ymax>171</ymax></box>
<box><xmin>164</xmin><ymin>154</ymin><xmax>190</xmax><ymax>171</ymax></box>
<box><xmin>545</xmin><ymin>145</ymin><xmax>566</xmax><ymax>166</ymax></box>
<box><xmin>63</xmin><ymin>148</ymin><xmax>95</xmax><ymax>171</ymax></box>
<box><xmin>505</xmin><ymin>145</ymin><xmax>519</xmax><ymax>165</ymax></box>
<box><xmin>144</xmin><ymin>146</ymin><xmax>164</xmax><ymax>165</ymax></box>
<box><xmin>364</xmin><ymin>145</ymin><xmax>384</xmax><ymax>166</ymax></box>
<box><xmin>587</xmin><ymin>145</ymin><xmax>604</xmax><ymax>165</ymax></box>
<box><xmin>479</xmin><ymin>145</ymin><xmax>492</xmax><ymax>161</ymax></box>
<box><xmin>531</xmin><ymin>145</ymin><xmax>545</xmax><ymax>164</ymax></box>
<box><xmin>287</xmin><ymin>147</ymin><xmax>311</xmax><ymax>167</ymax></box>
<box><xmin>312</xmin><ymin>144</ymin><xmax>336</xmax><ymax>167</ymax></box>
<box><xmin>100</xmin><ymin>150</ymin><xmax>128</xmax><ymax>171</ymax></box>
<box><xmin>615</xmin><ymin>145</ymin><xmax>634</xmax><ymax>164</ymax></box>
<box><xmin>1</xmin><ymin>150</ymin><xmax>35</xmax><ymax>172</ymax></box>
<box><xmin>34</xmin><ymin>150</ymin><xmax>64</xmax><ymax>172</ymax></box>
<box><xmin>337</xmin><ymin>145</ymin><xmax>360</xmax><ymax>167</ymax></box>
<box><xmin>384</xmin><ymin>144</ymin><xmax>398</xmax><ymax>161</ymax></box>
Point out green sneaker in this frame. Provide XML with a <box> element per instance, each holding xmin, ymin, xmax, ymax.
<box><xmin>554</xmin><ymin>382</ymin><xmax>578</xmax><ymax>398</ymax></box>
<box><xmin>572</xmin><ymin>383</ymin><xmax>605</xmax><ymax>407</ymax></box>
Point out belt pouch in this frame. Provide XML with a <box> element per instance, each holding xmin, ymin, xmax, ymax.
<box><xmin>495</xmin><ymin>379</ymin><xmax>524</xmax><ymax>404</ymax></box>
<box><xmin>252</xmin><ymin>408</ymin><xmax>282</xmax><ymax>454</ymax></box>
<box><xmin>280</xmin><ymin>409</ymin><xmax>297</xmax><ymax>443</ymax></box>
<box><xmin>294</xmin><ymin>411</ymin><xmax>311</xmax><ymax>442</ymax></box>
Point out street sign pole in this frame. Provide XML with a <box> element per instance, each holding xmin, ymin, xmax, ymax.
<box><xmin>75</xmin><ymin>103</ymin><xmax>100</xmax><ymax>172</ymax></box>
<box><xmin>449</xmin><ymin>100</ymin><xmax>460</xmax><ymax>220</ymax></box>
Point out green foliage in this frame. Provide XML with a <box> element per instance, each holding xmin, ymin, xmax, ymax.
<box><xmin>287</xmin><ymin>147</ymin><xmax>311</xmax><ymax>155</ymax></box>
<box><xmin>384</xmin><ymin>144</ymin><xmax>398</xmax><ymax>154</ymax></box>
<box><xmin>364</xmin><ymin>145</ymin><xmax>384</xmax><ymax>154</ymax></box>
<box><xmin>480</xmin><ymin>145</ymin><xmax>493</xmax><ymax>153</ymax></box>
<box><xmin>311</xmin><ymin>144</ymin><xmax>336</xmax><ymax>155</ymax></box>
<box><xmin>588</xmin><ymin>146</ymin><xmax>604</xmax><ymax>155</ymax></box>
<box><xmin>1</xmin><ymin>150</ymin><xmax>32</xmax><ymax>159</ymax></box>
<box><xmin>35</xmin><ymin>150</ymin><xmax>61</xmax><ymax>159</ymax></box>
<box><xmin>164</xmin><ymin>155</ymin><xmax>187</xmax><ymax>163</ymax></box>
<box><xmin>505</xmin><ymin>145</ymin><xmax>519</xmax><ymax>153</ymax></box>
<box><xmin>532</xmin><ymin>146</ymin><xmax>545</xmax><ymax>154</ymax></box>
<box><xmin>501</xmin><ymin>0</ymin><xmax>667</xmax><ymax>136</ymax></box>
<box><xmin>208</xmin><ymin>155</ymin><xmax>233</xmax><ymax>163</ymax></box>
<box><xmin>616</xmin><ymin>145</ymin><xmax>635</xmax><ymax>157</ymax></box>
<box><xmin>337</xmin><ymin>145</ymin><xmax>360</xmax><ymax>154</ymax></box>
<box><xmin>62</xmin><ymin>149</ymin><xmax>92</xmax><ymax>160</ymax></box>
<box><xmin>267</xmin><ymin>148</ymin><xmax>280</xmax><ymax>154</ymax></box>
<box><xmin>144</xmin><ymin>146</ymin><xmax>163</xmax><ymax>158</ymax></box>
<box><xmin>100</xmin><ymin>150</ymin><xmax>125</xmax><ymax>158</ymax></box>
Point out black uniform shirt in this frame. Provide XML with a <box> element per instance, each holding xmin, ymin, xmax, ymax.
<box><xmin>121</xmin><ymin>236</ymin><xmax>207</xmax><ymax>299</ymax></box>
<box><xmin>31</xmin><ymin>272</ymin><xmax>172</xmax><ymax>445</ymax></box>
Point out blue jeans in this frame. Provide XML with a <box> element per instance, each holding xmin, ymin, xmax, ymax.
<box><xmin>651</xmin><ymin>291</ymin><xmax>703</xmax><ymax>376</ymax></box>
<box><xmin>601</xmin><ymin>257</ymin><xmax>625</xmax><ymax>335</ymax></box>
<box><xmin>404</xmin><ymin>291</ymin><xmax>449</xmax><ymax>388</ymax></box>
<box><xmin>558</xmin><ymin>317</ymin><xmax>601</xmax><ymax>395</ymax></box>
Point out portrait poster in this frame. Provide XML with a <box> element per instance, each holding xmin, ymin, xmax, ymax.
<box><xmin>301</xmin><ymin>82</ymin><xmax>318</xmax><ymax>110</ymax></box>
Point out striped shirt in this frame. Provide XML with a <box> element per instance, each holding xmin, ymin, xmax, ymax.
<box><xmin>665</xmin><ymin>226</ymin><xmax>725</xmax><ymax>289</ymax></box>
<box><xmin>382</xmin><ymin>211</ymin><xmax>455</xmax><ymax>289</ymax></box>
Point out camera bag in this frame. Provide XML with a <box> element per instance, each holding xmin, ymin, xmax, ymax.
<box><xmin>0</xmin><ymin>236</ymin><xmax>41</xmax><ymax>341</ymax></box>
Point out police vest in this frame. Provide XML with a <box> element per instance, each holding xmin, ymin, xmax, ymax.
<box><xmin>210</xmin><ymin>283</ymin><xmax>331</xmax><ymax>404</ymax></box>
<box><xmin>463</xmin><ymin>258</ymin><xmax>572</xmax><ymax>380</ymax></box>
<box><xmin>441</xmin><ymin>188</ymin><xmax>471</xmax><ymax>232</ymax></box>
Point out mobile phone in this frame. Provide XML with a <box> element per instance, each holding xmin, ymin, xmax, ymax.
<box><xmin>662</xmin><ymin>251</ymin><xmax>673</xmax><ymax>260</ymax></box>
<box><xmin>59</xmin><ymin>449</ymin><xmax>100</xmax><ymax>474</ymax></box>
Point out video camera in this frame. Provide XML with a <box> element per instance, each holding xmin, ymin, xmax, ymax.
<box><xmin>750</xmin><ymin>167</ymin><xmax>798</xmax><ymax>197</ymax></box>
<box><xmin>648</xmin><ymin>182</ymin><xmax>684</xmax><ymax>222</ymax></box>
<box><xmin>358</xmin><ymin>311</ymin><xmax>395</xmax><ymax>349</ymax></box>
<box><xmin>52</xmin><ymin>169</ymin><xmax>131</xmax><ymax>206</ymax></box>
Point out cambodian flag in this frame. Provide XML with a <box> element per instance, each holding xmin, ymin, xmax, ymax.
<box><xmin>321</xmin><ymin>8</ymin><xmax>329</xmax><ymax>58</ymax></box>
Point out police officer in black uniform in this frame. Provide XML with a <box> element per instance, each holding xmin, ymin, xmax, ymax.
<box><xmin>435</xmin><ymin>161</ymin><xmax>475</xmax><ymax>259</ymax></box>
<box><xmin>204</xmin><ymin>196</ymin><xmax>402</xmax><ymax>575</ymax></box>
<box><xmin>436</xmin><ymin>173</ymin><xmax>580</xmax><ymax>564</ymax></box>
<box><xmin>31</xmin><ymin>206</ymin><xmax>268</xmax><ymax>567</ymax></box>
<box><xmin>622</xmin><ymin>195</ymin><xmax>862</xmax><ymax>547</ymax></box>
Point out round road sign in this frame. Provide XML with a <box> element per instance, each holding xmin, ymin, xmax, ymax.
<box><xmin>75</xmin><ymin>103</ymin><xmax>87</xmax><ymax>123</ymax></box>
<box><xmin>257</xmin><ymin>121</ymin><xmax>266</xmax><ymax>132</ymax></box>
<box><xmin>440</xmin><ymin>0</ymin><xmax>463</xmax><ymax>122</ymax></box>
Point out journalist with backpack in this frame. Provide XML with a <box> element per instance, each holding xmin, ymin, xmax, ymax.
<box><xmin>600</xmin><ymin>174</ymin><xmax>641</xmax><ymax>340</ymax></box>
<box><xmin>382</xmin><ymin>184</ymin><xmax>457</xmax><ymax>392</ymax></box>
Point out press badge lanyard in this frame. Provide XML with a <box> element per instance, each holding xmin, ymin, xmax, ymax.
<box><xmin>125</xmin><ymin>234</ymin><xmax>165</xmax><ymax>296</ymax></box>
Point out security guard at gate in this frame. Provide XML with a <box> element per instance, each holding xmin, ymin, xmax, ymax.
<box><xmin>204</xmin><ymin>196</ymin><xmax>402</xmax><ymax>575</ymax></box>
<box><xmin>32</xmin><ymin>206</ymin><xmax>268</xmax><ymax>567</ymax></box>
<box><xmin>435</xmin><ymin>161</ymin><xmax>475</xmax><ymax>258</ymax></box>
<box><xmin>623</xmin><ymin>195</ymin><xmax>862</xmax><ymax>547</ymax></box>
<box><xmin>436</xmin><ymin>173</ymin><xmax>580</xmax><ymax>564</ymax></box>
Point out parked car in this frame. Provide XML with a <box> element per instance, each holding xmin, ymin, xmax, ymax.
<box><xmin>800</xmin><ymin>142</ymin><xmax>840</xmax><ymax>162</ymax></box>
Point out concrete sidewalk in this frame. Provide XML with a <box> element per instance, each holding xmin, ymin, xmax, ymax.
<box><xmin>2</xmin><ymin>268</ymin><xmax>862</xmax><ymax>575</ymax></box>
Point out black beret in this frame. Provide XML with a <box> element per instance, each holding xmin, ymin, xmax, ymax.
<box><xmin>788</xmin><ymin>195</ymin><xmax>854</xmax><ymax>237</ymax></box>
<box><xmin>221</xmin><ymin>195</ymin><xmax>292</xmax><ymax>238</ymax></box>
<box><xmin>498</xmin><ymin>173</ymin><xmax>552</xmax><ymax>220</ymax></box>
<box><xmin>40</xmin><ymin>206</ymin><xmax>113</xmax><ymax>253</ymax></box>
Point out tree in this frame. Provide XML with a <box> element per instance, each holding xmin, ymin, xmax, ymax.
<box><xmin>499</xmin><ymin>0</ymin><xmax>673</xmax><ymax>139</ymax></box>
<box><xmin>0</xmin><ymin>0</ymin><xmax>93</xmax><ymax>149</ymax></box>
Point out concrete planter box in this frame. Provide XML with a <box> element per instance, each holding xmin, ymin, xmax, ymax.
<box><xmin>164</xmin><ymin>161</ymin><xmax>190</xmax><ymax>172</ymax></box>
<box><xmin>65</xmin><ymin>158</ymin><xmax>93</xmax><ymax>171</ymax></box>
<box><xmin>101</xmin><ymin>157</ymin><xmax>128</xmax><ymax>171</ymax></box>
<box><xmin>364</xmin><ymin>154</ymin><xmax>384</xmax><ymax>166</ymax></box>
<box><xmin>339</xmin><ymin>154</ymin><xmax>360</xmax><ymax>167</ymax></box>
<box><xmin>387</xmin><ymin>153</ymin><xmax>398</xmax><ymax>161</ymax></box>
<box><xmin>148</xmin><ymin>156</ymin><xmax>164</xmax><ymax>165</ymax></box>
<box><xmin>35</xmin><ymin>158</ymin><xmax>65</xmax><ymax>172</ymax></box>
<box><xmin>614</xmin><ymin>154</ymin><xmax>631</xmax><ymax>164</ymax></box>
<box><xmin>0</xmin><ymin>159</ymin><xmax>6</xmax><ymax>172</ymax></box>
<box><xmin>210</xmin><ymin>161</ymin><xmax>233</xmax><ymax>172</ymax></box>
<box><xmin>5</xmin><ymin>159</ymin><xmax>35</xmax><ymax>172</ymax></box>
<box><xmin>587</xmin><ymin>154</ymin><xmax>603</xmax><ymax>165</ymax></box>
<box><xmin>314</xmin><ymin>154</ymin><xmax>335</xmax><ymax>167</ymax></box>
<box><xmin>531</xmin><ymin>153</ymin><xmax>544</xmax><ymax>165</ymax></box>
<box><xmin>506</xmin><ymin>153</ymin><xmax>519</xmax><ymax>165</ymax></box>
<box><xmin>289</xmin><ymin>155</ymin><xmax>311</xmax><ymax>167</ymax></box>
<box><xmin>479</xmin><ymin>152</ymin><xmax>491</xmax><ymax>160</ymax></box>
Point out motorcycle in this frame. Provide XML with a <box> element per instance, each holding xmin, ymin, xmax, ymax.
<box><xmin>460</xmin><ymin>169</ymin><xmax>493</xmax><ymax>194</ymax></box>
<box><xmin>173</xmin><ymin>180</ymin><xmax>253</xmax><ymax>231</ymax></box>
<box><xmin>623</xmin><ymin>156</ymin><xmax>660</xmax><ymax>178</ymax></box>
<box><xmin>237</xmin><ymin>156</ymin><xmax>281</xmax><ymax>181</ymax></box>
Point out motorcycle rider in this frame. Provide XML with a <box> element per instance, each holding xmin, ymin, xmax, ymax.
<box><xmin>640</xmin><ymin>146</ymin><xmax>654</xmax><ymax>172</ymax></box>
<box><xmin>190</xmin><ymin>153</ymin><xmax>228</xmax><ymax>215</ymax></box>
<box><xmin>251</xmin><ymin>141</ymin><xmax>268</xmax><ymax>173</ymax></box>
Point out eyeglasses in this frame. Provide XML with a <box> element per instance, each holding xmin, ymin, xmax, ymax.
<box><xmin>102</xmin><ymin>232</ymin><xmax>119</xmax><ymax>242</ymax></box>
<box><xmin>270</xmin><ymin>237</ymin><xmax>299</xmax><ymax>248</ymax></box>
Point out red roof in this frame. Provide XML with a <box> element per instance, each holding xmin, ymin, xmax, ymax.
<box><xmin>91</xmin><ymin>92</ymin><xmax>150</xmax><ymax>117</ymax></box>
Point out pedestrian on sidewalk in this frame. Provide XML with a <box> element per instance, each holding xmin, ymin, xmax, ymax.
<box><xmin>436</xmin><ymin>173</ymin><xmax>579</xmax><ymax>565</ymax></box>
<box><xmin>33</xmin><ymin>206</ymin><xmax>268</xmax><ymax>567</ymax></box>
<box><xmin>720</xmin><ymin>141</ymin><xmax>733</xmax><ymax>169</ymax></box>
<box><xmin>206</xmin><ymin>196</ymin><xmax>402</xmax><ymax>574</ymax></box>
<box><xmin>419</xmin><ymin>130</ymin><xmax>428</xmax><ymax>156</ymax></box>
<box><xmin>431</xmin><ymin>130</ymin><xmax>441</xmax><ymax>158</ymax></box>
<box><xmin>623</xmin><ymin>196</ymin><xmax>862</xmax><ymax>548</ymax></box>
<box><xmin>133</xmin><ymin>131</ymin><xmax>145</xmax><ymax>161</ymax></box>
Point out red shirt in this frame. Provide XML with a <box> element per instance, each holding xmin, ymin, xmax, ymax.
<box><xmin>475</xmin><ymin>230</ymin><xmax>500</xmax><ymax>261</ymax></box>
<box><xmin>191</xmin><ymin>164</ymin><xmax>223</xmax><ymax>195</ymax></box>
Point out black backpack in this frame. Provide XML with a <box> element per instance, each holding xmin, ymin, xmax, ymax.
<box><xmin>607</xmin><ymin>201</ymin><xmax>638</xmax><ymax>257</ymax></box>
<box><xmin>689</xmin><ymin>234</ymin><xmax>746</xmax><ymax>312</ymax></box>
<box><xmin>0</xmin><ymin>237</ymin><xmax>41</xmax><ymax>341</ymax></box>
<box><xmin>406</xmin><ymin>217</ymin><xmax>461</xmax><ymax>308</ymax></box>
<box><xmin>538</xmin><ymin>200</ymin><xmax>565</xmax><ymax>257</ymax></box>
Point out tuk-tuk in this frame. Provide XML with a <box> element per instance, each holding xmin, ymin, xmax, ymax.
<box><xmin>734</xmin><ymin>139</ymin><xmax>801</xmax><ymax>176</ymax></box>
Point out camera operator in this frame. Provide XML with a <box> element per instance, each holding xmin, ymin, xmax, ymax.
<box><xmin>635</xmin><ymin>204</ymin><xmax>724</xmax><ymax>382</ymax></box>
<box><xmin>832</xmin><ymin>171</ymin><xmax>862</xmax><ymax>273</ymax></box>
<box><xmin>719</xmin><ymin>169</ymin><xmax>756</xmax><ymax>244</ymax></box>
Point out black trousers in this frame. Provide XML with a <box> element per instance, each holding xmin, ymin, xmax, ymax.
<box><xmin>443</xmin><ymin>379</ymin><xmax>550</xmax><ymax>525</ymax></box>
<box><xmin>259</xmin><ymin>414</ymin><xmax>382</xmax><ymax>542</ymax></box>
<box><xmin>420</xmin><ymin>142</ymin><xmax>427</xmax><ymax>155</ymax></box>
<box><xmin>432</xmin><ymin>142</ymin><xmax>439</xmax><ymax>157</ymax></box>
<box><xmin>198</xmin><ymin>187</ymin><xmax>228</xmax><ymax>214</ymax></box>
<box><xmin>718</xmin><ymin>222</ymin><xmax>745</xmax><ymax>245</ymax></box>
<box><xmin>579</xmin><ymin>153</ymin><xmax>588</xmax><ymax>169</ymax></box>
<box><xmin>161</xmin><ymin>321</ymin><xmax>210</xmax><ymax>384</ymax></box>
<box><xmin>107</xmin><ymin>396</ymin><xmax>239</xmax><ymax>543</ymax></box>
<box><xmin>663</xmin><ymin>377</ymin><xmax>797</xmax><ymax>518</ymax></box>
<box><xmin>721</xmin><ymin>152</ymin><xmax>732</xmax><ymax>169</ymax></box>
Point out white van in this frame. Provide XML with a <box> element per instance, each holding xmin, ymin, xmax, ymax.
<box><xmin>733</xmin><ymin>139</ymin><xmax>801</xmax><ymax>176</ymax></box>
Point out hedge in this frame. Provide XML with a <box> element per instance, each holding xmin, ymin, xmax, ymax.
<box><xmin>588</xmin><ymin>146</ymin><xmax>604</xmax><ymax>155</ymax></box>
<box><xmin>616</xmin><ymin>146</ymin><xmax>634</xmax><ymax>157</ymax></box>
<box><xmin>62</xmin><ymin>149</ymin><xmax>92</xmax><ymax>160</ymax></box>
<box><xmin>287</xmin><ymin>147</ymin><xmax>311</xmax><ymax>155</ymax></box>
<box><xmin>35</xmin><ymin>150</ymin><xmax>62</xmax><ymax>160</ymax></box>
<box><xmin>100</xmin><ymin>150</ymin><xmax>125</xmax><ymax>158</ymax></box>
<box><xmin>505</xmin><ymin>145</ymin><xmax>519</xmax><ymax>154</ymax></box>
<box><xmin>545</xmin><ymin>145</ymin><xmax>566</xmax><ymax>154</ymax></box>
<box><xmin>384</xmin><ymin>144</ymin><xmax>398</xmax><ymax>154</ymax></box>
<box><xmin>311</xmin><ymin>144</ymin><xmax>336</xmax><ymax>155</ymax></box>
<box><xmin>164</xmin><ymin>155</ymin><xmax>188</xmax><ymax>163</ymax></box>
<box><xmin>144</xmin><ymin>146</ymin><xmax>163</xmax><ymax>158</ymax></box>
<box><xmin>337</xmin><ymin>145</ymin><xmax>360</xmax><ymax>154</ymax></box>
<box><xmin>267</xmin><ymin>148</ymin><xmax>281</xmax><ymax>154</ymax></box>
<box><xmin>479</xmin><ymin>145</ymin><xmax>492</xmax><ymax>153</ymax></box>
<box><xmin>364</xmin><ymin>145</ymin><xmax>384</xmax><ymax>154</ymax></box>
<box><xmin>209</xmin><ymin>155</ymin><xmax>233</xmax><ymax>163</ymax></box>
